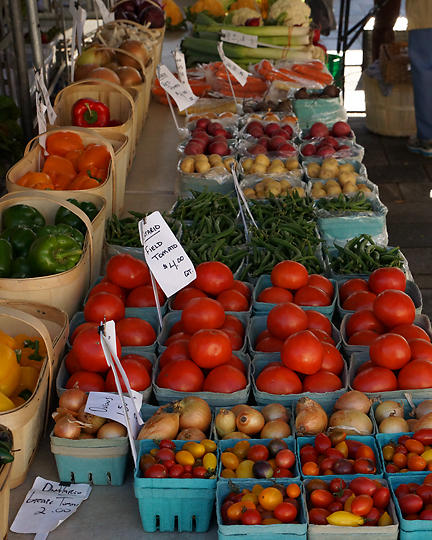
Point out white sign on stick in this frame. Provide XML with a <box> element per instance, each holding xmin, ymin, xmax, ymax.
<box><xmin>94</xmin><ymin>0</ymin><xmax>114</xmax><ymax>23</ymax></box>
<box><xmin>174</xmin><ymin>49</ymin><xmax>194</xmax><ymax>94</ymax></box>
<box><xmin>221</xmin><ymin>29</ymin><xmax>257</xmax><ymax>48</ymax></box>
<box><xmin>85</xmin><ymin>391</ymin><xmax>143</xmax><ymax>437</ymax></box>
<box><xmin>217</xmin><ymin>42</ymin><xmax>249</xmax><ymax>86</ymax></box>
<box><xmin>157</xmin><ymin>64</ymin><xmax>198</xmax><ymax>112</ymax></box>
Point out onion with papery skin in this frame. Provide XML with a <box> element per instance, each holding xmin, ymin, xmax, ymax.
<box><xmin>236</xmin><ymin>409</ymin><xmax>265</xmax><ymax>435</ymax></box>
<box><xmin>261</xmin><ymin>403</ymin><xmax>289</xmax><ymax>423</ymax></box>
<box><xmin>54</xmin><ymin>415</ymin><xmax>81</xmax><ymax>439</ymax></box>
<box><xmin>115</xmin><ymin>65</ymin><xmax>143</xmax><ymax>86</ymax></box>
<box><xmin>117</xmin><ymin>40</ymin><xmax>149</xmax><ymax>70</ymax></box>
<box><xmin>77</xmin><ymin>405</ymin><xmax>106</xmax><ymax>434</ymax></box>
<box><xmin>215</xmin><ymin>408</ymin><xmax>236</xmax><ymax>437</ymax></box>
<box><xmin>231</xmin><ymin>404</ymin><xmax>254</xmax><ymax>416</ymax></box>
<box><xmin>59</xmin><ymin>388</ymin><xmax>87</xmax><ymax>412</ymax></box>
<box><xmin>79</xmin><ymin>433</ymin><xmax>95</xmax><ymax>439</ymax></box>
<box><xmin>137</xmin><ymin>411</ymin><xmax>179</xmax><ymax>440</ymax></box>
<box><xmin>88</xmin><ymin>67</ymin><xmax>121</xmax><ymax>85</ymax></box>
<box><xmin>414</xmin><ymin>412</ymin><xmax>432</xmax><ymax>431</ymax></box>
<box><xmin>375</xmin><ymin>401</ymin><xmax>404</xmax><ymax>424</ymax></box>
<box><xmin>260</xmin><ymin>420</ymin><xmax>291</xmax><ymax>439</ymax></box>
<box><xmin>174</xmin><ymin>396</ymin><xmax>211</xmax><ymax>432</ymax></box>
<box><xmin>176</xmin><ymin>428</ymin><xmax>206</xmax><ymax>441</ymax></box>
<box><xmin>334</xmin><ymin>391</ymin><xmax>371</xmax><ymax>414</ymax></box>
<box><xmin>295</xmin><ymin>397</ymin><xmax>328</xmax><ymax>435</ymax></box>
<box><xmin>97</xmin><ymin>422</ymin><xmax>127</xmax><ymax>438</ymax></box>
<box><xmin>407</xmin><ymin>418</ymin><xmax>418</xmax><ymax>431</ymax></box>
<box><xmin>379</xmin><ymin>416</ymin><xmax>410</xmax><ymax>433</ymax></box>
<box><xmin>222</xmin><ymin>431</ymin><xmax>250</xmax><ymax>440</ymax></box>
<box><xmin>76</xmin><ymin>45</ymin><xmax>113</xmax><ymax>67</ymax></box>
<box><xmin>329</xmin><ymin>409</ymin><xmax>373</xmax><ymax>435</ymax></box>
<box><xmin>415</xmin><ymin>400</ymin><xmax>432</xmax><ymax>419</ymax></box>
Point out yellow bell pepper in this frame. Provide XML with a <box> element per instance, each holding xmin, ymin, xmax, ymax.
<box><xmin>378</xmin><ymin>511</ymin><xmax>393</xmax><ymax>526</ymax></box>
<box><xmin>0</xmin><ymin>343</ymin><xmax>20</xmax><ymax>397</ymax></box>
<box><xmin>229</xmin><ymin>0</ymin><xmax>259</xmax><ymax>11</ymax></box>
<box><xmin>0</xmin><ymin>391</ymin><xmax>15</xmax><ymax>412</ymax></box>
<box><xmin>164</xmin><ymin>0</ymin><xmax>184</xmax><ymax>27</ymax></box>
<box><xmin>15</xmin><ymin>366</ymin><xmax>39</xmax><ymax>399</ymax></box>
<box><xmin>327</xmin><ymin>511</ymin><xmax>364</xmax><ymax>527</ymax></box>
<box><xmin>10</xmin><ymin>395</ymin><xmax>26</xmax><ymax>408</ymax></box>
<box><xmin>0</xmin><ymin>330</ymin><xmax>16</xmax><ymax>349</ymax></box>
<box><xmin>190</xmin><ymin>0</ymin><xmax>225</xmax><ymax>17</ymax></box>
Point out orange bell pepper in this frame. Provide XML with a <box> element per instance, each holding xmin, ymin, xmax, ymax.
<box><xmin>64</xmin><ymin>149</ymin><xmax>84</xmax><ymax>172</ymax></box>
<box><xmin>14</xmin><ymin>334</ymin><xmax>47</xmax><ymax>371</ymax></box>
<box><xmin>77</xmin><ymin>144</ymin><xmax>110</xmax><ymax>173</ymax></box>
<box><xmin>46</xmin><ymin>131</ymin><xmax>84</xmax><ymax>157</ymax></box>
<box><xmin>0</xmin><ymin>330</ymin><xmax>17</xmax><ymax>349</ymax></box>
<box><xmin>42</xmin><ymin>155</ymin><xmax>76</xmax><ymax>189</ymax></box>
<box><xmin>16</xmin><ymin>171</ymin><xmax>54</xmax><ymax>190</ymax></box>
<box><xmin>69</xmin><ymin>171</ymin><xmax>102</xmax><ymax>190</ymax></box>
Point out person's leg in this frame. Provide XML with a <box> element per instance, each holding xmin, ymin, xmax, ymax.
<box><xmin>372</xmin><ymin>0</ymin><xmax>401</xmax><ymax>60</ymax></box>
<box><xmin>408</xmin><ymin>28</ymin><xmax>432</xmax><ymax>155</ymax></box>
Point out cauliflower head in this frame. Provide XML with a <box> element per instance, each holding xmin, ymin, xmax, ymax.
<box><xmin>269</xmin><ymin>0</ymin><xmax>311</xmax><ymax>26</ymax></box>
<box><xmin>231</xmin><ymin>7</ymin><xmax>263</xmax><ymax>25</ymax></box>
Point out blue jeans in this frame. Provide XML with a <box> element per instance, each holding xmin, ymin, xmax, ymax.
<box><xmin>409</xmin><ymin>28</ymin><xmax>432</xmax><ymax>141</ymax></box>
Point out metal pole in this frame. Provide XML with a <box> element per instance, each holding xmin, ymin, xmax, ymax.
<box><xmin>26</xmin><ymin>0</ymin><xmax>45</xmax><ymax>78</ymax></box>
<box><xmin>9</xmin><ymin>0</ymin><xmax>33</xmax><ymax>139</ymax></box>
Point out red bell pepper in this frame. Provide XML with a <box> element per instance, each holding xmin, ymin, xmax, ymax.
<box><xmin>72</xmin><ymin>98</ymin><xmax>110</xmax><ymax>128</ymax></box>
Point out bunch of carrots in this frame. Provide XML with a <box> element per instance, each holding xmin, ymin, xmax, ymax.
<box><xmin>16</xmin><ymin>132</ymin><xmax>111</xmax><ymax>191</ymax></box>
<box><xmin>255</xmin><ymin>59</ymin><xmax>333</xmax><ymax>87</ymax></box>
<box><xmin>208</xmin><ymin>62</ymin><xmax>268</xmax><ymax>98</ymax></box>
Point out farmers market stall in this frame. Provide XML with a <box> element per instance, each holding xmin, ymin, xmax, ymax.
<box><xmin>2</xmin><ymin>1</ymin><xmax>432</xmax><ymax>539</ymax></box>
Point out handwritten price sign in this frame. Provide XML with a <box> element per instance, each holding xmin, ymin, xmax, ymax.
<box><xmin>217</xmin><ymin>42</ymin><xmax>249</xmax><ymax>87</ymax></box>
<box><xmin>157</xmin><ymin>64</ymin><xmax>198</xmax><ymax>111</ymax></box>
<box><xmin>221</xmin><ymin>29</ymin><xmax>257</xmax><ymax>48</ymax></box>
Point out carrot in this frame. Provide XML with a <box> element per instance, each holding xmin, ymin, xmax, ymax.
<box><xmin>291</xmin><ymin>64</ymin><xmax>333</xmax><ymax>84</ymax></box>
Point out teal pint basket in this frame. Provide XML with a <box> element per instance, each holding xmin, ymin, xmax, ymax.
<box><xmin>50</xmin><ymin>432</ymin><xmax>129</xmax><ymax>485</ymax></box>
<box><xmin>134</xmin><ymin>439</ymin><xmax>216</xmax><ymax>532</ymax></box>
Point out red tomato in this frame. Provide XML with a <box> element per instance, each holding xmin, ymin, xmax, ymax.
<box><xmin>171</xmin><ymin>287</ymin><xmax>207</xmax><ymax>310</ymax></box>
<box><xmin>308</xmin><ymin>507</ymin><xmax>330</xmax><ymax>524</ymax></box>
<box><xmin>84</xmin><ymin>292</ymin><xmax>125</xmax><ymax>323</ymax></box>
<box><xmin>115</xmin><ymin>318</ymin><xmax>156</xmax><ymax>346</ymax></box>
<box><xmin>165</xmin><ymin>332</ymin><xmax>191</xmax><ymax>346</ymax></box>
<box><xmin>225</xmin><ymin>354</ymin><xmax>246</xmax><ymax>373</ymax></box>
<box><xmin>271</xmin><ymin>260</ymin><xmax>308</xmax><ymax>290</ymax></box>
<box><xmin>348</xmin><ymin>330</ymin><xmax>380</xmax><ymax>346</ymax></box>
<box><xmin>159</xmin><ymin>341</ymin><xmax>190</xmax><ymax>369</ymax></box>
<box><xmin>392</xmin><ymin>323</ymin><xmax>431</xmax><ymax>342</ymax></box>
<box><xmin>70</xmin><ymin>322</ymin><xmax>98</xmax><ymax>344</ymax></box>
<box><xmin>156</xmin><ymin>359</ymin><xmax>204</xmax><ymax>392</ymax></box>
<box><xmin>364</xmin><ymin>507</ymin><xmax>381</xmax><ymax>525</ymax></box>
<box><xmin>306</xmin><ymin>310</ymin><xmax>332</xmax><ymax>335</ymax></box>
<box><xmin>222</xmin><ymin>328</ymin><xmax>243</xmax><ymax>350</ymax></box>
<box><xmin>399</xmin><ymin>494</ymin><xmax>424</xmax><ymax>515</ymax></box>
<box><xmin>353</xmin><ymin>366</ymin><xmax>397</xmax><ymax>392</ymax></box>
<box><xmin>373</xmin><ymin>290</ymin><xmax>415</xmax><ymax>327</ymax></box>
<box><xmin>256</xmin><ymin>336</ymin><xmax>284</xmax><ymax>352</ymax></box>
<box><xmin>273</xmin><ymin>502</ymin><xmax>297</xmax><ymax>523</ymax></box>
<box><xmin>310</xmin><ymin>489</ymin><xmax>334</xmax><ymax>508</ymax></box>
<box><xmin>105</xmin><ymin>359</ymin><xmax>151</xmax><ymax>391</ymax></box>
<box><xmin>181</xmin><ymin>297</ymin><xmax>225</xmax><ymax>334</ymax></box>
<box><xmin>368</xmin><ymin>267</ymin><xmax>406</xmax><ymax>294</ymax></box>
<box><xmin>343</xmin><ymin>290</ymin><xmax>377</xmax><ymax>311</ymax></box>
<box><xmin>349</xmin><ymin>477</ymin><xmax>378</xmax><ymax>496</ymax></box>
<box><xmin>373</xmin><ymin>487</ymin><xmax>391</xmax><ymax>509</ymax></box>
<box><xmin>145</xmin><ymin>464</ymin><xmax>167</xmax><ymax>478</ymax></box>
<box><xmin>267</xmin><ymin>302</ymin><xmax>308</xmax><ymax>340</ymax></box>
<box><xmin>275</xmin><ymin>448</ymin><xmax>295</xmax><ymax>469</ymax></box>
<box><xmin>256</xmin><ymin>329</ymin><xmax>271</xmax><ymax>342</ymax></box>
<box><xmin>126</xmin><ymin>285</ymin><xmax>166</xmax><ymax>308</ymax></box>
<box><xmin>221</xmin><ymin>315</ymin><xmax>244</xmax><ymax>337</ymax></box>
<box><xmin>188</xmin><ymin>329</ymin><xmax>232</xmax><ymax>369</ymax></box>
<box><xmin>409</xmin><ymin>339</ymin><xmax>432</xmax><ymax>362</ymax></box>
<box><xmin>256</xmin><ymin>365</ymin><xmax>302</xmax><ymax>394</ymax></box>
<box><xmin>257</xmin><ymin>287</ymin><xmax>293</xmax><ymax>304</ymax></box>
<box><xmin>281</xmin><ymin>330</ymin><xmax>323</xmax><ymax>375</ymax></box>
<box><xmin>308</xmin><ymin>274</ymin><xmax>334</xmax><ymax>298</ymax></box>
<box><xmin>346</xmin><ymin>310</ymin><xmax>385</xmax><ymax>337</ymax></box>
<box><xmin>193</xmin><ymin>261</ymin><xmax>233</xmax><ymax>295</ymax></box>
<box><xmin>321</xmin><ymin>343</ymin><xmax>344</xmax><ymax>374</ymax></box>
<box><xmin>73</xmin><ymin>328</ymin><xmax>121</xmax><ymax>373</ymax></box>
<box><xmin>203</xmin><ymin>365</ymin><xmax>246</xmax><ymax>393</ymax></box>
<box><xmin>121</xmin><ymin>353</ymin><xmax>152</xmax><ymax>374</ymax></box>
<box><xmin>88</xmin><ymin>281</ymin><xmax>126</xmax><ymax>302</ymax></box>
<box><xmin>106</xmin><ymin>254</ymin><xmax>150</xmax><ymax>289</ymax></box>
<box><xmin>309</xmin><ymin>328</ymin><xmax>335</xmax><ymax>344</ymax></box>
<box><xmin>231</xmin><ymin>280</ymin><xmax>251</xmax><ymax>300</ymax></box>
<box><xmin>294</xmin><ymin>286</ymin><xmax>331</xmax><ymax>307</ymax></box>
<box><xmin>247</xmin><ymin>444</ymin><xmax>269</xmax><ymax>462</ymax></box>
<box><xmin>216</xmin><ymin>289</ymin><xmax>249</xmax><ymax>311</ymax></box>
<box><xmin>303</xmin><ymin>370</ymin><xmax>342</xmax><ymax>392</ymax></box>
<box><xmin>329</xmin><ymin>478</ymin><xmax>346</xmax><ymax>492</ymax></box>
<box><xmin>369</xmin><ymin>333</ymin><xmax>411</xmax><ymax>369</ymax></box>
<box><xmin>351</xmin><ymin>495</ymin><xmax>373</xmax><ymax>516</ymax></box>
<box><xmin>398</xmin><ymin>359</ymin><xmax>432</xmax><ymax>389</ymax></box>
<box><xmin>241</xmin><ymin>509</ymin><xmax>262</xmax><ymax>525</ymax></box>
<box><xmin>169</xmin><ymin>320</ymin><xmax>184</xmax><ymax>335</ymax></box>
<box><xmin>339</xmin><ymin>278</ymin><xmax>369</xmax><ymax>303</ymax></box>
<box><xmin>416</xmin><ymin>484</ymin><xmax>432</xmax><ymax>504</ymax></box>
<box><xmin>66</xmin><ymin>371</ymin><xmax>105</xmax><ymax>391</ymax></box>
<box><xmin>64</xmin><ymin>349</ymin><xmax>81</xmax><ymax>374</ymax></box>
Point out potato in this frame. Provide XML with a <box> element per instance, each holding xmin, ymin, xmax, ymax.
<box><xmin>343</xmin><ymin>182</ymin><xmax>358</xmax><ymax>194</ymax></box>
<box><xmin>262</xmin><ymin>177</ymin><xmax>275</xmax><ymax>186</ymax></box>
<box><xmin>291</xmin><ymin>186</ymin><xmax>305</xmax><ymax>197</ymax></box>
<box><xmin>250</xmin><ymin>164</ymin><xmax>267</xmax><ymax>174</ymax></box>
<box><xmin>339</xmin><ymin>171</ymin><xmax>357</xmax><ymax>185</ymax></box>
<box><xmin>325</xmin><ymin>179</ymin><xmax>339</xmax><ymax>188</ymax></box>
<box><xmin>268</xmin><ymin>163</ymin><xmax>286</xmax><ymax>174</ymax></box>
<box><xmin>280</xmin><ymin>179</ymin><xmax>292</xmax><ymax>190</ymax></box>
<box><xmin>242</xmin><ymin>157</ymin><xmax>254</xmax><ymax>172</ymax></box>
<box><xmin>313</xmin><ymin>181</ymin><xmax>324</xmax><ymax>190</ymax></box>
<box><xmin>307</xmin><ymin>162</ymin><xmax>321</xmax><ymax>178</ymax></box>
<box><xmin>243</xmin><ymin>188</ymin><xmax>256</xmax><ymax>199</ymax></box>
<box><xmin>268</xmin><ymin>180</ymin><xmax>282</xmax><ymax>194</ymax></box>
<box><xmin>326</xmin><ymin>184</ymin><xmax>342</xmax><ymax>196</ymax></box>
<box><xmin>180</xmin><ymin>157</ymin><xmax>195</xmax><ymax>173</ymax></box>
<box><xmin>322</xmin><ymin>157</ymin><xmax>339</xmax><ymax>169</ymax></box>
<box><xmin>339</xmin><ymin>162</ymin><xmax>355</xmax><ymax>174</ymax></box>
<box><xmin>270</xmin><ymin>158</ymin><xmax>284</xmax><ymax>168</ymax></box>
<box><xmin>209</xmin><ymin>154</ymin><xmax>223</xmax><ymax>166</ymax></box>
<box><xmin>255</xmin><ymin>154</ymin><xmax>270</xmax><ymax>167</ymax></box>
<box><xmin>255</xmin><ymin>182</ymin><xmax>266</xmax><ymax>193</ymax></box>
<box><xmin>312</xmin><ymin>188</ymin><xmax>327</xmax><ymax>198</ymax></box>
<box><xmin>195</xmin><ymin>160</ymin><xmax>211</xmax><ymax>173</ymax></box>
<box><xmin>285</xmin><ymin>157</ymin><xmax>299</xmax><ymax>171</ymax></box>
<box><xmin>194</xmin><ymin>154</ymin><xmax>208</xmax><ymax>163</ymax></box>
<box><xmin>357</xmin><ymin>184</ymin><xmax>372</xmax><ymax>193</ymax></box>
<box><xmin>223</xmin><ymin>157</ymin><xmax>235</xmax><ymax>172</ymax></box>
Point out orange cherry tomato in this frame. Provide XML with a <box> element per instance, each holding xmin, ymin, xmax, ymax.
<box><xmin>286</xmin><ymin>483</ymin><xmax>301</xmax><ymax>499</ymax></box>
<box><xmin>258</xmin><ymin>487</ymin><xmax>283</xmax><ymax>511</ymax></box>
<box><xmin>404</xmin><ymin>439</ymin><xmax>425</xmax><ymax>455</ymax></box>
<box><xmin>46</xmin><ymin>131</ymin><xmax>84</xmax><ymax>157</ymax></box>
<box><xmin>302</xmin><ymin>462</ymin><xmax>319</xmax><ymax>476</ymax></box>
<box><xmin>407</xmin><ymin>454</ymin><xmax>427</xmax><ymax>471</ymax></box>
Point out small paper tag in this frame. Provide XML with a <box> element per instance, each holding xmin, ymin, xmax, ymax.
<box><xmin>34</xmin><ymin>70</ymin><xmax>57</xmax><ymax>125</ymax></box>
<box><xmin>217</xmin><ymin>42</ymin><xmax>249</xmax><ymax>86</ymax></box>
<box><xmin>36</xmin><ymin>95</ymin><xmax>47</xmax><ymax>140</ymax></box>
<box><xmin>221</xmin><ymin>29</ymin><xmax>257</xmax><ymax>48</ymax></box>
<box><xmin>101</xmin><ymin>320</ymin><xmax>117</xmax><ymax>362</ymax></box>
<box><xmin>174</xmin><ymin>49</ymin><xmax>194</xmax><ymax>95</ymax></box>
<box><xmin>76</xmin><ymin>5</ymin><xmax>87</xmax><ymax>55</ymax></box>
<box><xmin>157</xmin><ymin>64</ymin><xmax>198</xmax><ymax>112</ymax></box>
<box><xmin>139</xmin><ymin>212</ymin><xmax>196</xmax><ymax>297</ymax></box>
<box><xmin>85</xmin><ymin>391</ymin><xmax>143</xmax><ymax>437</ymax></box>
<box><xmin>10</xmin><ymin>477</ymin><xmax>91</xmax><ymax>536</ymax></box>
<box><xmin>94</xmin><ymin>0</ymin><xmax>114</xmax><ymax>23</ymax></box>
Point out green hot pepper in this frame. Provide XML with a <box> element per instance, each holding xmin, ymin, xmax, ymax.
<box><xmin>0</xmin><ymin>226</ymin><xmax>37</xmax><ymax>257</ymax></box>
<box><xmin>10</xmin><ymin>256</ymin><xmax>32</xmax><ymax>278</ymax></box>
<box><xmin>2</xmin><ymin>204</ymin><xmax>45</xmax><ymax>230</ymax></box>
<box><xmin>28</xmin><ymin>235</ymin><xmax>83</xmax><ymax>275</ymax></box>
<box><xmin>0</xmin><ymin>239</ymin><xmax>12</xmax><ymax>277</ymax></box>
<box><xmin>55</xmin><ymin>199</ymin><xmax>98</xmax><ymax>234</ymax></box>
<box><xmin>37</xmin><ymin>224</ymin><xmax>84</xmax><ymax>247</ymax></box>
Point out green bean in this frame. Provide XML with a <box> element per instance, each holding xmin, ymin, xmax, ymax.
<box><xmin>316</xmin><ymin>192</ymin><xmax>373</xmax><ymax>213</ymax></box>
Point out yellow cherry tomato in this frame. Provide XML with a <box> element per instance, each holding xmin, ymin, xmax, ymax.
<box><xmin>221</xmin><ymin>469</ymin><xmax>236</xmax><ymax>478</ymax></box>
<box><xmin>221</xmin><ymin>452</ymin><xmax>239</xmax><ymax>470</ymax></box>
<box><xmin>242</xmin><ymin>493</ymin><xmax>258</xmax><ymax>504</ymax></box>
<box><xmin>201</xmin><ymin>439</ymin><xmax>217</xmax><ymax>453</ymax></box>
<box><xmin>175</xmin><ymin>450</ymin><xmax>195</xmax><ymax>466</ymax></box>
<box><xmin>422</xmin><ymin>449</ymin><xmax>432</xmax><ymax>463</ymax></box>
<box><xmin>344</xmin><ymin>494</ymin><xmax>355</xmax><ymax>512</ymax></box>
<box><xmin>236</xmin><ymin>459</ymin><xmax>255</xmax><ymax>478</ymax></box>
<box><xmin>252</xmin><ymin>484</ymin><xmax>264</xmax><ymax>496</ymax></box>
<box><xmin>327</xmin><ymin>511</ymin><xmax>364</xmax><ymax>527</ymax></box>
<box><xmin>378</xmin><ymin>511</ymin><xmax>393</xmax><ymax>526</ymax></box>
<box><xmin>182</xmin><ymin>442</ymin><xmax>206</xmax><ymax>458</ymax></box>
<box><xmin>202</xmin><ymin>452</ymin><xmax>217</xmax><ymax>471</ymax></box>
<box><xmin>232</xmin><ymin>440</ymin><xmax>250</xmax><ymax>460</ymax></box>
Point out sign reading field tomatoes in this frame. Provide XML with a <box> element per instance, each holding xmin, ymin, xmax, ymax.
<box><xmin>139</xmin><ymin>212</ymin><xmax>196</xmax><ymax>297</ymax></box>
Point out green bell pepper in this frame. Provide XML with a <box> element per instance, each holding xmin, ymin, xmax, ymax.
<box><xmin>10</xmin><ymin>256</ymin><xmax>32</xmax><ymax>278</ymax></box>
<box><xmin>55</xmin><ymin>199</ymin><xmax>98</xmax><ymax>234</ymax></box>
<box><xmin>37</xmin><ymin>224</ymin><xmax>84</xmax><ymax>247</ymax></box>
<box><xmin>0</xmin><ymin>238</ymin><xmax>12</xmax><ymax>277</ymax></box>
<box><xmin>28</xmin><ymin>235</ymin><xmax>83</xmax><ymax>276</ymax></box>
<box><xmin>1</xmin><ymin>226</ymin><xmax>37</xmax><ymax>257</ymax></box>
<box><xmin>2</xmin><ymin>204</ymin><xmax>45</xmax><ymax>230</ymax></box>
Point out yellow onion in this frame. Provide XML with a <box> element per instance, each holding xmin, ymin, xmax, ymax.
<box><xmin>97</xmin><ymin>422</ymin><xmax>127</xmax><ymax>438</ymax></box>
<box><xmin>115</xmin><ymin>65</ymin><xmax>143</xmax><ymax>86</ymax></box>
<box><xmin>222</xmin><ymin>432</ymin><xmax>250</xmax><ymax>440</ymax></box>
<box><xmin>260</xmin><ymin>420</ymin><xmax>291</xmax><ymax>439</ymax></box>
<box><xmin>174</xmin><ymin>396</ymin><xmax>211</xmax><ymax>432</ymax></box>
<box><xmin>215</xmin><ymin>408</ymin><xmax>236</xmax><ymax>437</ymax></box>
<box><xmin>414</xmin><ymin>412</ymin><xmax>432</xmax><ymax>431</ymax></box>
<box><xmin>231</xmin><ymin>404</ymin><xmax>254</xmax><ymax>416</ymax></box>
<box><xmin>117</xmin><ymin>40</ymin><xmax>149</xmax><ymax>70</ymax></box>
<box><xmin>88</xmin><ymin>67</ymin><xmax>121</xmax><ymax>85</ymax></box>
<box><xmin>375</xmin><ymin>401</ymin><xmax>404</xmax><ymax>424</ymax></box>
<box><xmin>334</xmin><ymin>391</ymin><xmax>371</xmax><ymax>414</ymax></box>
<box><xmin>236</xmin><ymin>409</ymin><xmax>265</xmax><ymax>435</ymax></box>
<box><xmin>137</xmin><ymin>410</ymin><xmax>179</xmax><ymax>440</ymax></box>
<box><xmin>415</xmin><ymin>400</ymin><xmax>432</xmax><ymax>419</ymax></box>
<box><xmin>329</xmin><ymin>409</ymin><xmax>373</xmax><ymax>435</ymax></box>
<box><xmin>77</xmin><ymin>405</ymin><xmax>106</xmax><ymax>434</ymax></box>
<box><xmin>379</xmin><ymin>416</ymin><xmax>410</xmax><ymax>433</ymax></box>
<box><xmin>261</xmin><ymin>403</ymin><xmax>289</xmax><ymax>423</ymax></box>
<box><xmin>295</xmin><ymin>397</ymin><xmax>328</xmax><ymax>435</ymax></box>
<box><xmin>407</xmin><ymin>418</ymin><xmax>418</xmax><ymax>431</ymax></box>
<box><xmin>76</xmin><ymin>45</ymin><xmax>112</xmax><ymax>67</ymax></box>
<box><xmin>59</xmin><ymin>388</ymin><xmax>87</xmax><ymax>412</ymax></box>
<box><xmin>79</xmin><ymin>433</ymin><xmax>95</xmax><ymax>440</ymax></box>
<box><xmin>53</xmin><ymin>415</ymin><xmax>81</xmax><ymax>439</ymax></box>
<box><xmin>176</xmin><ymin>428</ymin><xmax>206</xmax><ymax>441</ymax></box>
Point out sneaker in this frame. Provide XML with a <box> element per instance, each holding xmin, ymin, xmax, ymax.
<box><xmin>407</xmin><ymin>137</ymin><xmax>432</xmax><ymax>157</ymax></box>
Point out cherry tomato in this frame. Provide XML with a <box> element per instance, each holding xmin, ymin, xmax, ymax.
<box><xmin>310</xmin><ymin>489</ymin><xmax>334</xmax><ymax>508</ymax></box>
<box><xmin>240</xmin><ymin>509</ymin><xmax>262</xmax><ymax>525</ymax></box>
<box><xmin>399</xmin><ymin>493</ymin><xmax>423</xmax><ymax>515</ymax></box>
<box><xmin>273</xmin><ymin>502</ymin><xmax>297</xmax><ymax>523</ymax></box>
<box><xmin>351</xmin><ymin>494</ymin><xmax>373</xmax><ymax>516</ymax></box>
<box><xmin>373</xmin><ymin>487</ymin><xmax>391</xmax><ymax>509</ymax></box>
<box><xmin>308</xmin><ymin>507</ymin><xmax>330</xmax><ymax>525</ymax></box>
<box><xmin>349</xmin><ymin>477</ymin><xmax>377</xmax><ymax>496</ymax></box>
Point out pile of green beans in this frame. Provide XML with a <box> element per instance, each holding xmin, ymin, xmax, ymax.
<box><xmin>106</xmin><ymin>211</ymin><xmax>180</xmax><ymax>247</ymax></box>
<box><xmin>248</xmin><ymin>192</ymin><xmax>316</xmax><ymax>224</ymax></box>
<box><xmin>329</xmin><ymin>234</ymin><xmax>404</xmax><ymax>274</ymax></box>
<box><xmin>170</xmin><ymin>191</ymin><xmax>239</xmax><ymax>221</ymax></box>
<box><xmin>316</xmin><ymin>192</ymin><xmax>373</xmax><ymax>213</ymax></box>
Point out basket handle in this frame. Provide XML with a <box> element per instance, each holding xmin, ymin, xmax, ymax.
<box><xmin>85</xmin><ymin>45</ymin><xmax>149</xmax><ymax>73</ymax></box>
